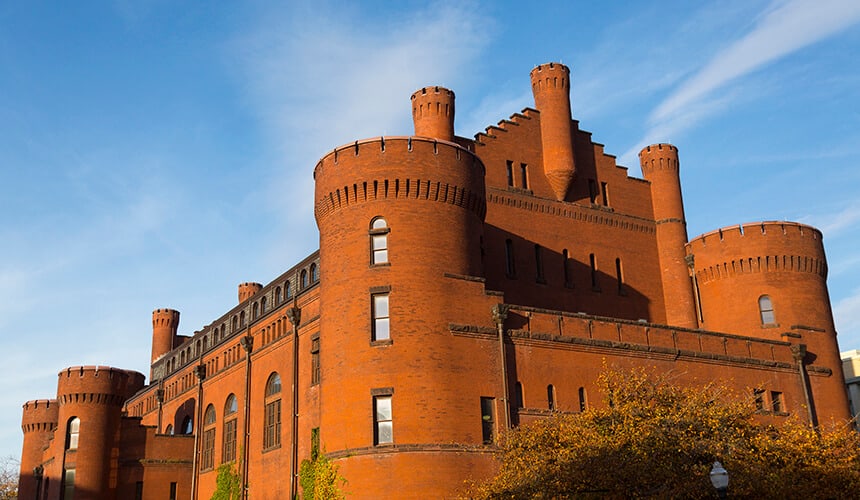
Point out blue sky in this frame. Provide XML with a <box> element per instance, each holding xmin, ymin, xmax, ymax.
<box><xmin>1</xmin><ymin>0</ymin><xmax>859</xmax><ymax>460</ymax></box>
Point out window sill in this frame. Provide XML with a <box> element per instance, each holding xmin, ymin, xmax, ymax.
<box><xmin>370</xmin><ymin>262</ymin><xmax>391</xmax><ymax>268</ymax></box>
<box><xmin>262</xmin><ymin>444</ymin><xmax>281</xmax><ymax>454</ymax></box>
<box><xmin>761</xmin><ymin>323</ymin><xmax>780</xmax><ymax>329</ymax></box>
<box><xmin>371</xmin><ymin>339</ymin><xmax>393</xmax><ymax>347</ymax></box>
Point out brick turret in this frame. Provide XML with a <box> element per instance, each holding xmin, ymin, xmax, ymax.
<box><xmin>18</xmin><ymin>399</ymin><xmax>58</xmax><ymax>499</ymax></box>
<box><xmin>688</xmin><ymin>222</ymin><xmax>851</xmax><ymax>422</ymax></box>
<box><xmin>238</xmin><ymin>282</ymin><xmax>262</xmax><ymax>303</ymax></box>
<box><xmin>54</xmin><ymin>366</ymin><xmax>145</xmax><ymax>499</ymax></box>
<box><xmin>530</xmin><ymin>62</ymin><xmax>576</xmax><ymax>201</ymax></box>
<box><xmin>411</xmin><ymin>86</ymin><xmax>455</xmax><ymax>142</ymax></box>
<box><xmin>640</xmin><ymin>144</ymin><xmax>697</xmax><ymax>328</ymax></box>
<box><xmin>151</xmin><ymin>308</ymin><xmax>180</xmax><ymax>376</ymax></box>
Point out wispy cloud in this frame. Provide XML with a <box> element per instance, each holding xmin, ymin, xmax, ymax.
<box><xmin>801</xmin><ymin>203</ymin><xmax>860</xmax><ymax>237</ymax></box>
<box><xmin>621</xmin><ymin>0</ymin><xmax>860</xmax><ymax>165</ymax></box>
<box><xmin>835</xmin><ymin>288</ymin><xmax>860</xmax><ymax>346</ymax></box>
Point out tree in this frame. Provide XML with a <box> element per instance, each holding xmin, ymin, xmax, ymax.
<box><xmin>0</xmin><ymin>455</ymin><xmax>18</xmax><ymax>500</ymax></box>
<box><xmin>469</xmin><ymin>367</ymin><xmax>860</xmax><ymax>499</ymax></box>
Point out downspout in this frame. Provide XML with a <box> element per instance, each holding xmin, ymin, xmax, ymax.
<box><xmin>791</xmin><ymin>343</ymin><xmax>818</xmax><ymax>428</ymax></box>
<box><xmin>191</xmin><ymin>362</ymin><xmax>206</xmax><ymax>500</ymax></box>
<box><xmin>239</xmin><ymin>333</ymin><xmax>254</xmax><ymax>499</ymax></box>
<box><xmin>287</xmin><ymin>301</ymin><xmax>302</xmax><ymax>500</ymax></box>
<box><xmin>156</xmin><ymin>384</ymin><xmax>165</xmax><ymax>434</ymax></box>
<box><xmin>492</xmin><ymin>304</ymin><xmax>511</xmax><ymax>430</ymax></box>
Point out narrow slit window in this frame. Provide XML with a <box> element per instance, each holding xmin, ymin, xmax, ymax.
<box><xmin>590</xmin><ymin>253</ymin><xmax>599</xmax><ymax>290</ymax></box>
<box><xmin>311</xmin><ymin>335</ymin><xmax>321</xmax><ymax>385</ymax></box>
<box><xmin>588</xmin><ymin>179</ymin><xmax>599</xmax><ymax>204</ymax></box>
<box><xmin>66</xmin><ymin>417</ymin><xmax>80</xmax><ymax>450</ymax></box>
<box><xmin>505</xmin><ymin>239</ymin><xmax>516</xmax><ymax>277</ymax></box>
<box><xmin>514</xmin><ymin>382</ymin><xmax>524</xmax><ymax>409</ymax></box>
<box><xmin>520</xmin><ymin>163</ymin><xmax>529</xmax><ymax>189</ymax></box>
<box><xmin>505</xmin><ymin>160</ymin><xmax>514</xmax><ymax>187</ymax></box>
<box><xmin>547</xmin><ymin>384</ymin><xmax>556</xmax><ymax>411</ymax></box>
<box><xmin>534</xmin><ymin>244</ymin><xmax>545</xmax><ymax>283</ymax></box>
<box><xmin>562</xmin><ymin>249</ymin><xmax>571</xmax><ymax>286</ymax></box>
<box><xmin>578</xmin><ymin>387</ymin><xmax>587</xmax><ymax>412</ymax></box>
<box><xmin>601</xmin><ymin>181</ymin><xmax>609</xmax><ymax>206</ymax></box>
<box><xmin>615</xmin><ymin>257</ymin><xmax>624</xmax><ymax>294</ymax></box>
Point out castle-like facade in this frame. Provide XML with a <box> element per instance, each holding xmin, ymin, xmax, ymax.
<box><xmin>18</xmin><ymin>62</ymin><xmax>851</xmax><ymax>499</ymax></box>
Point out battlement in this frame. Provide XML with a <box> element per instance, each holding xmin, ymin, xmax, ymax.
<box><xmin>530</xmin><ymin>62</ymin><xmax>570</xmax><ymax>92</ymax></box>
<box><xmin>639</xmin><ymin>143</ymin><xmax>679</xmax><ymax>174</ymax></box>
<box><xmin>21</xmin><ymin>399</ymin><xmax>58</xmax><ymax>432</ymax></box>
<box><xmin>411</xmin><ymin>85</ymin><xmax>455</xmax><ymax>141</ymax></box>
<box><xmin>689</xmin><ymin>222</ymin><xmax>827</xmax><ymax>283</ymax></box>
<box><xmin>152</xmin><ymin>308</ymin><xmax>180</xmax><ymax>328</ymax></box>
<box><xmin>410</xmin><ymin>86</ymin><xmax>455</xmax><ymax>104</ymax></box>
<box><xmin>57</xmin><ymin>366</ymin><xmax>145</xmax><ymax>404</ymax></box>
<box><xmin>238</xmin><ymin>282</ymin><xmax>263</xmax><ymax>303</ymax></box>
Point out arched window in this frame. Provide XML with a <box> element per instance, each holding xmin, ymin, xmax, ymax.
<box><xmin>310</xmin><ymin>263</ymin><xmax>319</xmax><ymax>282</ymax></box>
<box><xmin>66</xmin><ymin>417</ymin><xmax>80</xmax><ymax>450</ymax></box>
<box><xmin>264</xmin><ymin>373</ymin><xmax>282</xmax><ymax>450</ymax></box>
<box><xmin>223</xmin><ymin>394</ymin><xmax>238</xmax><ymax>462</ymax></box>
<box><xmin>232</xmin><ymin>315</ymin><xmax>238</xmax><ymax>332</ymax></box>
<box><xmin>201</xmin><ymin>405</ymin><xmax>216</xmax><ymax>470</ymax></box>
<box><xmin>370</xmin><ymin>217</ymin><xmax>389</xmax><ymax>265</ymax></box>
<box><xmin>759</xmin><ymin>295</ymin><xmax>776</xmax><ymax>325</ymax></box>
<box><xmin>285</xmin><ymin>281</ymin><xmax>292</xmax><ymax>299</ymax></box>
<box><xmin>252</xmin><ymin>302</ymin><xmax>259</xmax><ymax>320</ymax></box>
<box><xmin>240</xmin><ymin>311</ymin><xmax>246</xmax><ymax>328</ymax></box>
<box><xmin>547</xmin><ymin>384</ymin><xmax>556</xmax><ymax>411</ymax></box>
<box><xmin>275</xmin><ymin>287</ymin><xmax>282</xmax><ymax>305</ymax></box>
<box><xmin>301</xmin><ymin>270</ymin><xmax>309</xmax><ymax>289</ymax></box>
<box><xmin>165</xmin><ymin>424</ymin><xmax>174</xmax><ymax>435</ymax></box>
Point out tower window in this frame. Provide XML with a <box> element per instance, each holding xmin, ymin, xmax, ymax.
<box><xmin>590</xmin><ymin>253</ymin><xmax>599</xmax><ymax>290</ymax></box>
<box><xmin>588</xmin><ymin>179</ymin><xmax>599</xmax><ymax>204</ymax></box>
<box><xmin>505</xmin><ymin>160</ymin><xmax>514</xmax><ymax>187</ymax></box>
<box><xmin>374</xmin><ymin>395</ymin><xmax>393</xmax><ymax>445</ymax></box>
<box><xmin>601</xmin><ymin>181</ymin><xmax>610</xmax><ymax>206</ymax></box>
<box><xmin>562</xmin><ymin>249</ymin><xmax>572</xmax><ymax>287</ymax></box>
<box><xmin>615</xmin><ymin>258</ymin><xmax>624</xmax><ymax>294</ymax></box>
<box><xmin>520</xmin><ymin>163</ymin><xmax>529</xmax><ymax>189</ymax></box>
<box><xmin>370</xmin><ymin>217</ymin><xmax>390</xmax><ymax>265</ymax></box>
<box><xmin>759</xmin><ymin>295</ymin><xmax>776</xmax><ymax>325</ymax></box>
<box><xmin>66</xmin><ymin>417</ymin><xmax>80</xmax><ymax>450</ymax></box>
<box><xmin>264</xmin><ymin>373</ymin><xmax>282</xmax><ymax>450</ymax></box>
<box><xmin>547</xmin><ymin>384</ymin><xmax>556</xmax><ymax>411</ymax></box>
<box><xmin>578</xmin><ymin>387</ymin><xmax>587</xmax><ymax>412</ymax></box>
<box><xmin>481</xmin><ymin>397</ymin><xmax>496</xmax><ymax>444</ymax></box>
<box><xmin>372</xmin><ymin>293</ymin><xmax>390</xmax><ymax>341</ymax></box>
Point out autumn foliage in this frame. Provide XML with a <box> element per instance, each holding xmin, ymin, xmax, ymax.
<box><xmin>470</xmin><ymin>368</ymin><xmax>860</xmax><ymax>499</ymax></box>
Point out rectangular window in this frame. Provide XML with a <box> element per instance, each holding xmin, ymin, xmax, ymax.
<box><xmin>590</xmin><ymin>253</ymin><xmax>599</xmax><ymax>290</ymax></box>
<box><xmin>264</xmin><ymin>399</ymin><xmax>282</xmax><ymax>449</ymax></box>
<box><xmin>371</xmin><ymin>234</ymin><xmax>388</xmax><ymax>264</ymax></box>
<box><xmin>505</xmin><ymin>160</ymin><xmax>514</xmax><ymax>187</ymax></box>
<box><xmin>754</xmin><ymin>389</ymin><xmax>765</xmax><ymax>411</ymax></box>
<box><xmin>520</xmin><ymin>163</ymin><xmax>528</xmax><ymax>189</ymax></box>
<box><xmin>201</xmin><ymin>428</ymin><xmax>215</xmax><ymax>470</ymax></box>
<box><xmin>63</xmin><ymin>469</ymin><xmax>75</xmax><ymax>500</ymax></box>
<box><xmin>135</xmin><ymin>481</ymin><xmax>144</xmax><ymax>500</ymax></box>
<box><xmin>481</xmin><ymin>397</ymin><xmax>495</xmax><ymax>444</ymax></box>
<box><xmin>615</xmin><ymin>258</ymin><xmax>624</xmax><ymax>294</ymax></box>
<box><xmin>223</xmin><ymin>419</ymin><xmax>237</xmax><ymax>462</ymax></box>
<box><xmin>601</xmin><ymin>181</ymin><xmax>609</xmax><ymax>206</ymax></box>
<box><xmin>372</xmin><ymin>294</ymin><xmax>390</xmax><ymax>341</ymax></box>
<box><xmin>170</xmin><ymin>482</ymin><xmax>177</xmax><ymax>500</ymax></box>
<box><xmin>311</xmin><ymin>335</ymin><xmax>321</xmax><ymax>385</ymax></box>
<box><xmin>311</xmin><ymin>427</ymin><xmax>320</xmax><ymax>460</ymax></box>
<box><xmin>374</xmin><ymin>396</ymin><xmax>393</xmax><ymax>445</ymax></box>
<box><xmin>771</xmin><ymin>391</ymin><xmax>783</xmax><ymax>413</ymax></box>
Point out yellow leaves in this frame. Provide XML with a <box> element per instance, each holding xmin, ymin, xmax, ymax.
<box><xmin>468</xmin><ymin>367</ymin><xmax>860</xmax><ymax>499</ymax></box>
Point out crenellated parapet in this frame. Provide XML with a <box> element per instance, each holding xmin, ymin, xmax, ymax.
<box><xmin>689</xmin><ymin>222</ymin><xmax>827</xmax><ymax>285</ymax></box>
<box><xmin>314</xmin><ymin>137</ymin><xmax>486</xmax><ymax>223</ymax></box>
<box><xmin>21</xmin><ymin>399</ymin><xmax>58</xmax><ymax>433</ymax></box>
<box><xmin>411</xmin><ymin>86</ymin><xmax>455</xmax><ymax>141</ymax></box>
<box><xmin>57</xmin><ymin>365</ymin><xmax>145</xmax><ymax>405</ymax></box>
<box><xmin>238</xmin><ymin>282</ymin><xmax>263</xmax><ymax>303</ymax></box>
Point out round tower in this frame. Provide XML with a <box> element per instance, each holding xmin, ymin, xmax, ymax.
<box><xmin>410</xmin><ymin>86</ymin><xmax>455</xmax><ymax>142</ymax></box>
<box><xmin>151</xmin><ymin>308</ymin><xmax>180</xmax><ymax>366</ymax></box>
<box><xmin>55</xmin><ymin>366</ymin><xmax>145</xmax><ymax>498</ymax></box>
<box><xmin>688</xmin><ymin>222</ymin><xmax>851</xmax><ymax>421</ymax></box>
<box><xmin>639</xmin><ymin>144</ymin><xmax>697</xmax><ymax>328</ymax></box>
<box><xmin>18</xmin><ymin>399</ymin><xmax>58</xmax><ymax>500</ymax></box>
<box><xmin>238</xmin><ymin>282</ymin><xmax>262</xmax><ymax>303</ymax></box>
<box><xmin>530</xmin><ymin>62</ymin><xmax>576</xmax><ymax>201</ymax></box>
<box><xmin>314</xmin><ymin>95</ymin><xmax>489</xmax><ymax>493</ymax></box>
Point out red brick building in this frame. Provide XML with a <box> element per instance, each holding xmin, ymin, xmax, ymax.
<box><xmin>18</xmin><ymin>62</ymin><xmax>852</xmax><ymax>499</ymax></box>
